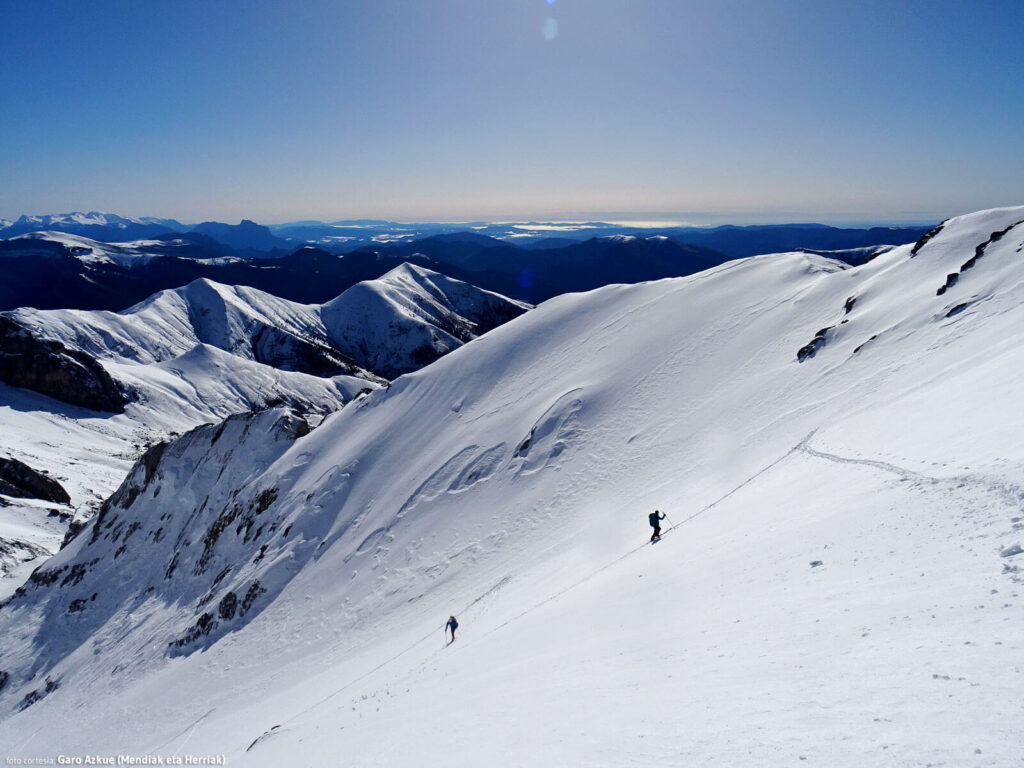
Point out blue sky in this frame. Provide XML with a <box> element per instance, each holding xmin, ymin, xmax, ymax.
<box><xmin>2</xmin><ymin>0</ymin><xmax>1022</xmax><ymax>224</ymax></box>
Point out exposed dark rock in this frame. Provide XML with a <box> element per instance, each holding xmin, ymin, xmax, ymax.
<box><xmin>797</xmin><ymin>327</ymin><xmax>834</xmax><ymax>363</ymax></box>
<box><xmin>254</xmin><ymin>488</ymin><xmax>278</xmax><ymax>514</ymax></box>
<box><xmin>853</xmin><ymin>335</ymin><xmax>879</xmax><ymax>354</ymax></box>
<box><xmin>210</xmin><ymin>421</ymin><xmax>229</xmax><ymax>445</ymax></box>
<box><xmin>68</xmin><ymin>597</ymin><xmax>89</xmax><ymax>613</ymax></box>
<box><xmin>252</xmin><ymin>543</ymin><xmax>269</xmax><ymax>565</ymax></box>
<box><xmin>59</xmin><ymin>559</ymin><xmax>99</xmax><ymax>588</ymax></box>
<box><xmin>218</xmin><ymin>591</ymin><xmax>238</xmax><ymax>621</ymax></box>
<box><xmin>17</xmin><ymin>677</ymin><xmax>59</xmax><ymax>711</ymax></box>
<box><xmin>197</xmin><ymin>503</ymin><xmax>243</xmax><ymax>575</ymax></box>
<box><xmin>936</xmin><ymin>221</ymin><xmax>1023</xmax><ymax>296</ymax></box>
<box><xmin>240</xmin><ymin>581</ymin><xmax>265</xmax><ymax>616</ymax></box>
<box><xmin>169</xmin><ymin>611</ymin><xmax>218</xmax><ymax>649</ymax></box>
<box><xmin>960</xmin><ymin>220</ymin><xmax>1023</xmax><ymax>272</ymax></box>
<box><xmin>27</xmin><ymin>566</ymin><xmax>63</xmax><ymax>587</ymax></box>
<box><xmin>0</xmin><ymin>456</ymin><xmax>70</xmax><ymax>504</ymax></box>
<box><xmin>910</xmin><ymin>221</ymin><xmax>947</xmax><ymax>256</ymax></box>
<box><xmin>91</xmin><ymin>441</ymin><xmax>168</xmax><ymax>544</ymax></box>
<box><xmin>936</xmin><ymin>273</ymin><xmax>959</xmax><ymax>296</ymax></box>
<box><xmin>114</xmin><ymin>521</ymin><xmax>143</xmax><ymax>558</ymax></box>
<box><xmin>0</xmin><ymin>315</ymin><xmax>130</xmax><ymax>412</ymax></box>
<box><xmin>164</xmin><ymin>552</ymin><xmax>179</xmax><ymax>580</ymax></box>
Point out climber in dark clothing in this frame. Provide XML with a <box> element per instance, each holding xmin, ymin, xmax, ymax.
<box><xmin>446</xmin><ymin>615</ymin><xmax>458</xmax><ymax>643</ymax></box>
<box><xmin>649</xmin><ymin>510</ymin><xmax>666</xmax><ymax>542</ymax></box>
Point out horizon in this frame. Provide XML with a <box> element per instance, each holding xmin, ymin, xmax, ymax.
<box><xmin>2</xmin><ymin>1</ymin><xmax>1022</xmax><ymax>223</ymax></box>
<box><xmin>3</xmin><ymin>209</ymin><xmax>943</xmax><ymax>230</ymax></box>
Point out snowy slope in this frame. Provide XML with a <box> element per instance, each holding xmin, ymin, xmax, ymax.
<box><xmin>0</xmin><ymin>207</ymin><xmax>1022</xmax><ymax>765</ymax></box>
<box><xmin>322</xmin><ymin>263</ymin><xmax>532</xmax><ymax>377</ymax></box>
<box><xmin>8</xmin><ymin>277</ymin><xmax>372</xmax><ymax>375</ymax></box>
<box><xmin>0</xmin><ymin>347</ymin><xmax>367</xmax><ymax>584</ymax></box>
<box><xmin>0</xmin><ymin>213</ymin><xmax>184</xmax><ymax>241</ymax></box>
<box><xmin>0</xmin><ymin>267</ymin><xmax>527</xmax><ymax>580</ymax></box>
<box><xmin>0</xmin><ymin>231</ymin><xmax>215</xmax><ymax>267</ymax></box>
<box><xmin>8</xmin><ymin>264</ymin><xmax>529</xmax><ymax>379</ymax></box>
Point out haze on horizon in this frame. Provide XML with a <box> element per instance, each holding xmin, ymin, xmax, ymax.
<box><xmin>2</xmin><ymin>0</ymin><xmax>1022</xmax><ymax>226</ymax></box>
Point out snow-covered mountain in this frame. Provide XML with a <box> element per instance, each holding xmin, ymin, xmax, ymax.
<box><xmin>321</xmin><ymin>263</ymin><xmax>533</xmax><ymax>377</ymax></box>
<box><xmin>0</xmin><ymin>207</ymin><xmax>1022</xmax><ymax>765</ymax></box>
<box><xmin>1</xmin><ymin>214</ymin><xmax>286</xmax><ymax>253</ymax></box>
<box><xmin>0</xmin><ymin>231</ymin><xmax>228</xmax><ymax>268</ymax></box>
<box><xmin>0</xmin><ymin>213</ymin><xmax>184</xmax><ymax>241</ymax></box>
<box><xmin>5</xmin><ymin>263</ymin><xmax>529</xmax><ymax>382</ymax></box>
<box><xmin>0</xmin><ymin>265</ymin><xmax>528</xmax><ymax>585</ymax></box>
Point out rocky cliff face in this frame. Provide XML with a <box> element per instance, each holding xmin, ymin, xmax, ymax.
<box><xmin>0</xmin><ymin>316</ymin><xmax>129</xmax><ymax>412</ymax></box>
<box><xmin>0</xmin><ymin>457</ymin><xmax>71</xmax><ymax>505</ymax></box>
<box><xmin>0</xmin><ymin>407</ymin><xmax>316</xmax><ymax>692</ymax></box>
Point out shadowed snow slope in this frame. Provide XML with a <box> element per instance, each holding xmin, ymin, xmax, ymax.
<box><xmin>321</xmin><ymin>262</ymin><xmax>532</xmax><ymax>377</ymax></box>
<box><xmin>0</xmin><ymin>207</ymin><xmax>1022</xmax><ymax>766</ymax></box>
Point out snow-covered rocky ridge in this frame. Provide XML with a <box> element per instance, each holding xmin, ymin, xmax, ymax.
<box><xmin>1</xmin><ymin>207</ymin><xmax>1022</xmax><ymax>765</ymax></box>
<box><xmin>0</xmin><ymin>213</ymin><xmax>184</xmax><ymax>242</ymax></box>
<box><xmin>5</xmin><ymin>262</ymin><xmax>529</xmax><ymax>382</ymax></box>
<box><xmin>0</xmin><ymin>264</ymin><xmax>527</xmax><ymax>585</ymax></box>
<box><xmin>0</xmin><ymin>231</ymin><xmax>209</xmax><ymax>267</ymax></box>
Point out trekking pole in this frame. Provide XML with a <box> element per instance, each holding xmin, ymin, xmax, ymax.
<box><xmin>662</xmin><ymin>512</ymin><xmax>674</xmax><ymax>534</ymax></box>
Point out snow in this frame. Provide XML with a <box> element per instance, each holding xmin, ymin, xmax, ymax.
<box><xmin>0</xmin><ymin>496</ymin><xmax>66</xmax><ymax>602</ymax></box>
<box><xmin>10</xmin><ymin>266</ymin><xmax>527</xmax><ymax>376</ymax></box>
<box><xmin>0</xmin><ymin>266</ymin><xmax>526</xmax><ymax>579</ymax></box>
<box><xmin>16</xmin><ymin>212</ymin><xmax>149</xmax><ymax>228</ymax></box>
<box><xmin>322</xmin><ymin>263</ymin><xmax>531</xmax><ymax>378</ymax></box>
<box><xmin>0</xmin><ymin>206</ymin><xmax>1023</xmax><ymax>765</ymax></box>
<box><xmin>0</xmin><ymin>231</ymin><xmax>161</xmax><ymax>266</ymax></box>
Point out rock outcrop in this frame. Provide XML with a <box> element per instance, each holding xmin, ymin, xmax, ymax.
<box><xmin>0</xmin><ymin>316</ymin><xmax>129</xmax><ymax>412</ymax></box>
<box><xmin>0</xmin><ymin>457</ymin><xmax>71</xmax><ymax>504</ymax></box>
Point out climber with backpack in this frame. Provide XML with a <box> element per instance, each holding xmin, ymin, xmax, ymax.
<box><xmin>649</xmin><ymin>510</ymin><xmax>666</xmax><ymax>542</ymax></box>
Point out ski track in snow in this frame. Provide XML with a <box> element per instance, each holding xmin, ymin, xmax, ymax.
<box><xmin>800</xmin><ymin>441</ymin><xmax>1024</xmax><ymax>511</ymax></box>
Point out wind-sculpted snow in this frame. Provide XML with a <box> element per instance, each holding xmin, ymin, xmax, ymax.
<box><xmin>0</xmin><ymin>206</ymin><xmax>1023</xmax><ymax>765</ymax></box>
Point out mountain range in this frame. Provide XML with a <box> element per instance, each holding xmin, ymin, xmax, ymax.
<box><xmin>0</xmin><ymin>216</ymin><xmax>932</xmax><ymax>311</ymax></box>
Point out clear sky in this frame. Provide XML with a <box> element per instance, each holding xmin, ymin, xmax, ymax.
<box><xmin>2</xmin><ymin>0</ymin><xmax>1022</xmax><ymax>224</ymax></box>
